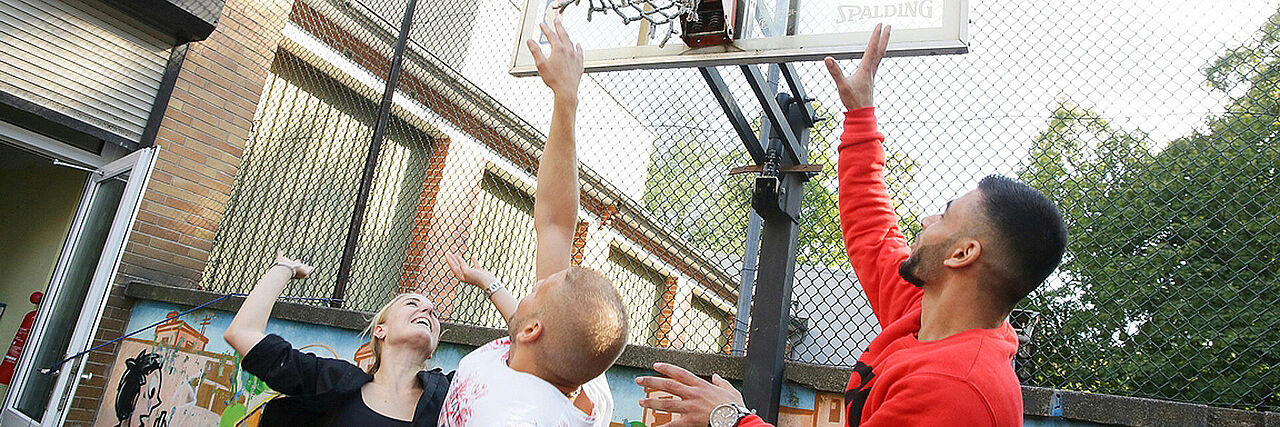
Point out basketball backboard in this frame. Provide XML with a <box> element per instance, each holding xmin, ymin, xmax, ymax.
<box><xmin>510</xmin><ymin>0</ymin><xmax>968</xmax><ymax>76</ymax></box>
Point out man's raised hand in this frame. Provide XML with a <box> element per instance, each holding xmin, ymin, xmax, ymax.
<box><xmin>526</xmin><ymin>15</ymin><xmax>584</xmax><ymax>97</ymax></box>
<box><xmin>825</xmin><ymin>24</ymin><xmax>891</xmax><ymax>110</ymax></box>
<box><xmin>445</xmin><ymin>253</ymin><xmax>498</xmax><ymax>289</ymax></box>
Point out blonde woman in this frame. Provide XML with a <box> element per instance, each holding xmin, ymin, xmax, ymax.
<box><xmin>224</xmin><ymin>252</ymin><xmax>455</xmax><ymax>426</ymax></box>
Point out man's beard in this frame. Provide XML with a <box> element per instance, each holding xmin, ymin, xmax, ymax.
<box><xmin>899</xmin><ymin>255</ymin><xmax>926</xmax><ymax>288</ymax></box>
<box><xmin>899</xmin><ymin>240</ymin><xmax>948</xmax><ymax>288</ymax></box>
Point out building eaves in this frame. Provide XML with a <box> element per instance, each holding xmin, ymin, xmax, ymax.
<box><xmin>286</xmin><ymin>0</ymin><xmax>740</xmax><ymax>301</ymax></box>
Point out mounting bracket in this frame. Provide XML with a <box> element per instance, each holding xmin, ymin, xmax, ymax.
<box><xmin>699</xmin><ymin>60</ymin><xmax>819</xmax><ymax>422</ymax></box>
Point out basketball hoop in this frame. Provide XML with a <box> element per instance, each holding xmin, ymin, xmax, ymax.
<box><xmin>550</xmin><ymin>0</ymin><xmax>708</xmax><ymax>48</ymax></box>
<box><xmin>510</xmin><ymin>0</ymin><xmax>969</xmax><ymax>76</ymax></box>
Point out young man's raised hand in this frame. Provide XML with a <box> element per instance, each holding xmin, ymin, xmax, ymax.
<box><xmin>526</xmin><ymin>15</ymin><xmax>585</xmax><ymax>280</ymax></box>
<box><xmin>824</xmin><ymin>24</ymin><xmax>891</xmax><ymax>110</ymax></box>
<box><xmin>445</xmin><ymin>253</ymin><xmax>497</xmax><ymax>289</ymax></box>
<box><xmin>527</xmin><ymin>15</ymin><xmax>584</xmax><ymax>98</ymax></box>
<box><xmin>445</xmin><ymin>253</ymin><xmax>517</xmax><ymax>323</ymax></box>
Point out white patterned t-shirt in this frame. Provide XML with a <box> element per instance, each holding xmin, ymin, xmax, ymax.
<box><xmin>439</xmin><ymin>337</ymin><xmax>612</xmax><ymax>427</ymax></box>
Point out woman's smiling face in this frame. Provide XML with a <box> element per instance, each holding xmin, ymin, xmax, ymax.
<box><xmin>375</xmin><ymin>293</ymin><xmax>441</xmax><ymax>356</ymax></box>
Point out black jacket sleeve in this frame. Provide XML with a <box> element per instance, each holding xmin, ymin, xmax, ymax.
<box><xmin>412</xmin><ymin>369</ymin><xmax>453</xmax><ymax>427</ymax></box>
<box><xmin>240</xmin><ymin>333</ymin><xmax>369</xmax><ymax>398</ymax></box>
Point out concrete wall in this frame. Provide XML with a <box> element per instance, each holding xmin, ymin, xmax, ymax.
<box><xmin>120</xmin><ymin>283</ymin><xmax>1280</xmax><ymax>427</ymax></box>
<box><xmin>0</xmin><ymin>158</ymin><xmax>87</xmax><ymax>402</ymax></box>
<box><xmin>97</xmin><ymin>297</ymin><xmax>847</xmax><ymax>426</ymax></box>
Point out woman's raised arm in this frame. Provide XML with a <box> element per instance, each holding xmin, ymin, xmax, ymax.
<box><xmin>224</xmin><ymin>252</ymin><xmax>314</xmax><ymax>354</ymax></box>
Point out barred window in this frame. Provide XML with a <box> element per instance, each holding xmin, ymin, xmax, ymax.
<box><xmin>202</xmin><ymin>52</ymin><xmax>432</xmax><ymax>313</ymax></box>
<box><xmin>680</xmin><ymin>294</ymin><xmax>730</xmax><ymax>353</ymax></box>
<box><xmin>603</xmin><ymin>246</ymin><xmax>667</xmax><ymax>346</ymax></box>
<box><xmin>452</xmin><ymin>173</ymin><xmax>537</xmax><ymax>328</ymax></box>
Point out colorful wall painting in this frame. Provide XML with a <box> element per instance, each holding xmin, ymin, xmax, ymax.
<box><xmin>95</xmin><ymin>300</ymin><xmax>847</xmax><ymax>426</ymax></box>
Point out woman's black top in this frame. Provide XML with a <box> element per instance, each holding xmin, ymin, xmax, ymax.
<box><xmin>241</xmin><ymin>334</ymin><xmax>451</xmax><ymax>427</ymax></box>
<box><xmin>329</xmin><ymin>392</ymin><xmax>413</xmax><ymax>426</ymax></box>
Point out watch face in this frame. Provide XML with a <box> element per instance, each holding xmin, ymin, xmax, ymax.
<box><xmin>709</xmin><ymin>405</ymin><xmax>738</xmax><ymax>427</ymax></box>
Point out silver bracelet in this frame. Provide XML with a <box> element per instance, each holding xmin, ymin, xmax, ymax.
<box><xmin>483</xmin><ymin>281</ymin><xmax>505</xmax><ymax>297</ymax></box>
<box><xmin>270</xmin><ymin>262</ymin><xmax>295</xmax><ymax>276</ymax></box>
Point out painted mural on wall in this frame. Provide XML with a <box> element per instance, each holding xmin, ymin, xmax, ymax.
<box><xmin>96</xmin><ymin>300</ymin><xmax>847</xmax><ymax>426</ymax></box>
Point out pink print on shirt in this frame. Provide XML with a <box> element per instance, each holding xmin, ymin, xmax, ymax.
<box><xmin>441</xmin><ymin>372</ymin><xmax>487</xmax><ymax>426</ymax></box>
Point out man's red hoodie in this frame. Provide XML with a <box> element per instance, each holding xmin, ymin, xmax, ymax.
<box><xmin>737</xmin><ymin>108</ymin><xmax>1023</xmax><ymax>426</ymax></box>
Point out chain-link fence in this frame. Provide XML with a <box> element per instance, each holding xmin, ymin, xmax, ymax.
<box><xmin>200</xmin><ymin>0</ymin><xmax>1279</xmax><ymax>412</ymax></box>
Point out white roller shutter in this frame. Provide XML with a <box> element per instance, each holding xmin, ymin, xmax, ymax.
<box><xmin>0</xmin><ymin>0</ymin><xmax>169</xmax><ymax>143</ymax></box>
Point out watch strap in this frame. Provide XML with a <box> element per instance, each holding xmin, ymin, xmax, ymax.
<box><xmin>709</xmin><ymin>403</ymin><xmax>755</xmax><ymax>427</ymax></box>
<box><xmin>483</xmin><ymin>281</ymin><xmax>505</xmax><ymax>297</ymax></box>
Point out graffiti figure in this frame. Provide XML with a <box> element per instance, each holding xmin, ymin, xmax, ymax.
<box><xmin>115</xmin><ymin>350</ymin><xmax>163</xmax><ymax>426</ymax></box>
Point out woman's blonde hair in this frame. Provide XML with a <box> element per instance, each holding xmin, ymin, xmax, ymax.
<box><xmin>362</xmin><ymin>292</ymin><xmax>432</xmax><ymax>375</ymax></box>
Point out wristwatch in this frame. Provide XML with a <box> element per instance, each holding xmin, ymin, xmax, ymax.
<box><xmin>709</xmin><ymin>403</ymin><xmax>754</xmax><ymax>427</ymax></box>
<box><xmin>483</xmin><ymin>281</ymin><xmax>505</xmax><ymax>297</ymax></box>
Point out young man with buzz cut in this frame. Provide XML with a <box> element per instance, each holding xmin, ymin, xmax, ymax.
<box><xmin>636</xmin><ymin>24</ymin><xmax>1068</xmax><ymax>427</ymax></box>
<box><xmin>437</xmin><ymin>17</ymin><xmax>629</xmax><ymax>427</ymax></box>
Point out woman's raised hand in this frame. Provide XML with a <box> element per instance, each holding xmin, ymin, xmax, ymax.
<box><xmin>273</xmin><ymin>251</ymin><xmax>315</xmax><ymax>279</ymax></box>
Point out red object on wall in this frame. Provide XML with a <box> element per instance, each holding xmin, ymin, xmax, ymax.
<box><xmin>0</xmin><ymin>291</ymin><xmax>43</xmax><ymax>385</ymax></box>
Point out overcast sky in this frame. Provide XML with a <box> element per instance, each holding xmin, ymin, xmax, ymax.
<box><xmin>440</xmin><ymin>0</ymin><xmax>1274</xmax><ymax>217</ymax></box>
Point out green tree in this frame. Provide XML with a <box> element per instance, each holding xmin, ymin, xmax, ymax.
<box><xmin>640</xmin><ymin>107</ymin><xmax>751</xmax><ymax>256</ymax></box>
<box><xmin>642</xmin><ymin>102</ymin><xmax>918</xmax><ymax>268</ymax></box>
<box><xmin>1018</xmin><ymin>10</ymin><xmax>1280</xmax><ymax>410</ymax></box>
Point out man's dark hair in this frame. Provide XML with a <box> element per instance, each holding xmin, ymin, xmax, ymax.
<box><xmin>976</xmin><ymin>175</ymin><xmax>1068</xmax><ymax>307</ymax></box>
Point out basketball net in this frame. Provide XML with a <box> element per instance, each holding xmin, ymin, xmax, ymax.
<box><xmin>551</xmin><ymin>0</ymin><xmax>701</xmax><ymax>47</ymax></box>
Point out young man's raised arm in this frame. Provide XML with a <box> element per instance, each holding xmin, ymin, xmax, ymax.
<box><xmin>446</xmin><ymin>253</ymin><xmax>518</xmax><ymax>323</ymax></box>
<box><xmin>528</xmin><ymin>17</ymin><xmax>585</xmax><ymax>281</ymax></box>
<box><xmin>826</xmin><ymin>24</ymin><xmax>921</xmax><ymax>327</ymax></box>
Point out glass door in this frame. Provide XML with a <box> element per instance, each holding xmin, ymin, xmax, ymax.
<box><xmin>1</xmin><ymin>148</ymin><xmax>154</xmax><ymax>426</ymax></box>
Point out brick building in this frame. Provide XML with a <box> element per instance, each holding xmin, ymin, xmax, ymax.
<box><xmin>0</xmin><ymin>0</ymin><xmax>242</xmax><ymax>423</ymax></box>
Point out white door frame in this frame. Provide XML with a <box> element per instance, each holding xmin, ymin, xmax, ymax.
<box><xmin>0</xmin><ymin>125</ymin><xmax>155</xmax><ymax>426</ymax></box>
<box><xmin>0</xmin><ymin>120</ymin><xmax>108</xmax><ymax>169</ymax></box>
